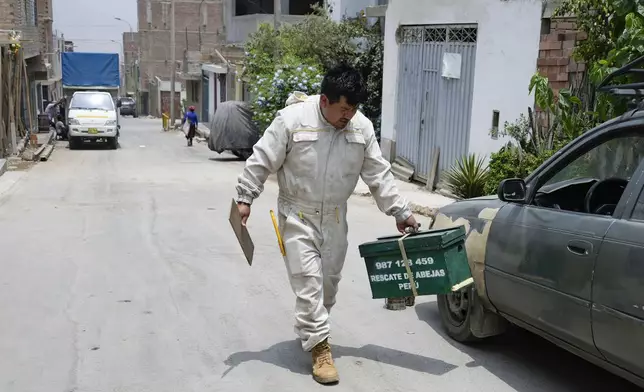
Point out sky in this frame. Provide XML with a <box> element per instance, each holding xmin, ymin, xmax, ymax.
<box><xmin>52</xmin><ymin>0</ymin><xmax>138</xmax><ymax>62</ymax></box>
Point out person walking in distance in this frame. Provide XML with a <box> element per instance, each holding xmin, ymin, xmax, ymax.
<box><xmin>182</xmin><ymin>106</ymin><xmax>199</xmax><ymax>146</ymax></box>
<box><xmin>234</xmin><ymin>63</ymin><xmax>419</xmax><ymax>384</ymax></box>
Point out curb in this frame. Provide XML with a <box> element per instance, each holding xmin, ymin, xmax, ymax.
<box><xmin>28</xmin><ymin>130</ymin><xmax>57</xmax><ymax>161</ymax></box>
<box><xmin>196</xmin><ymin>126</ymin><xmax>210</xmax><ymax>140</ymax></box>
<box><xmin>39</xmin><ymin>144</ymin><xmax>55</xmax><ymax>161</ymax></box>
<box><xmin>0</xmin><ymin>159</ymin><xmax>7</xmax><ymax>177</ymax></box>
<box><xmin>177</xmin><ymin>125</ymin><xmax>210</xmax><ymax>140</ymax></box>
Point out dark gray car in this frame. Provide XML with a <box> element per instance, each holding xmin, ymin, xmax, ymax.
<box><xmin>119</xmin><ymin>97</ymin><xmax>137</xmax><ymax>117</ymax></box>
<box><xmin>428</xmin><ymin>59</ymin><xmax>644</xmax><ymax>388</ymax></box>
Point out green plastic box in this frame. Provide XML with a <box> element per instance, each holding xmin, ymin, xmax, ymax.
<box><xmin>358</xmin><ymin>226</ymin><xmax>472</xmax><ymax>299</ymax></box>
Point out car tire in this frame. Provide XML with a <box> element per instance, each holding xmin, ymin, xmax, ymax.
<box><xmin>232</xmin><ymin>149</ymin><xmax>253</xmax><ymax>160</ymax></box>
<box><xmin>108</xmin><ymin>137</ymin><xmax>118</xmax><ymax>150</ymax></box>
<box><xmin>437</xmin><ymin>286</ymin><xmax>482</xmax><ymax>343</ymax></box>
<box><xmin>68</xmin><ymin>136</ymin><xmax>79</xmax><ymax>150</ymax></box>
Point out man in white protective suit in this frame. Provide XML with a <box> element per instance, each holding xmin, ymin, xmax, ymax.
<box><xmin>235</xmin><ymin>63</ymin><xmax>419</xmax><ymax>384</ymax></box>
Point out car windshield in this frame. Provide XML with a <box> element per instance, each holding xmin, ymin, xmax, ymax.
<box><xmin>70</xmin><ymin>94</ymin><xmax>114</xmax><ymax>111</ymax></box>
<box><xmin>121</xmin><ymin>98</ymin><xmax>134</xmax><ymax>103</ymax></box>
<box><xmin>544</xmin><ymin>135</ymin><xmax>644</xmax><ymax>186</ymax></box>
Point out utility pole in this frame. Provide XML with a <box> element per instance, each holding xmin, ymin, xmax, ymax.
<box><xmin>273</xmin><ymin>0</ymin><xmax>281</xmax><ymax>60</ymax></box>
<box><xmin>274</xmin><ymin>0</ymin><xmax>281</xmax><ymax>30</ymax></box>
<box><xmin>170</xmin><ymin>0</ymin><xmax>176</xmax><ymax>128</ymax></box>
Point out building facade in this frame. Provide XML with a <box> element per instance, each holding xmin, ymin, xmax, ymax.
<box><xmin>135</xmin><ymin>0</ymin><xmax>226</xmax><ymax>116</ymax></box>
<box><xmin>0</xmin><ymin>0</ymin><xmax>57</xmax><ymax>122</ymax></box>
<box><xmin>134</xmin><ymin>0</ymin><xmax>382</xmax><ymax>121</ymax></box>
<box><xmin>379</xmin><ymin>0</ymin><xmax>544</xmax><ymax>184</ymax></box>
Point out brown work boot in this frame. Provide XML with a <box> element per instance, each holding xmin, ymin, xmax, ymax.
<box><xmin>311</xmin><ymin>339</ymin><xmax>339</xmax><ymax>384</ymax></box>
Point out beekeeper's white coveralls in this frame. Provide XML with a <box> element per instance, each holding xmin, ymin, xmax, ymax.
<box><xmin>236</xmin><ymin>93</ymin><xmax>412</xmax><ymax>351</ymax></box>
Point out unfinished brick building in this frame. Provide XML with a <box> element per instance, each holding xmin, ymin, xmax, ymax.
<box><xmin>0</xmin><ymin>0</ymin><xmax>57</xmax><ymax>115</ymax></box>
<box><xmin>136</xmin><ymin>0</ymin><xmax>226</xmax><ymax>115</ymax></box>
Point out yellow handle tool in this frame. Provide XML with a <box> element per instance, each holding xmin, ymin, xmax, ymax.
<box><xmin>270</xmin><ymin>210</ymin><xmax>286</xmax><ymax>256</ymax></box>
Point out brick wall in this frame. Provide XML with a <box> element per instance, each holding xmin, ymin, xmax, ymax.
<box><xmin>36</xmin><ymin>0</ymin><xmax>53</xmax><ymax>62</ymax></box>
<box><xmin>138</xmin><ymin>30</ymin><xmax>222</xmax><ymax>86</ymax></box>
<box><xmin>0</xmin><ymin>0</ymin><xmax>17</xmax><ymax>26</ymax></box>
<box><xmin>137</xmin><ymin>0</ymin><xmax>225</xmax><ymax>88</ymax></box>
<box><xmin>139</xmin><ymin>0</ymin><xmax>224</xmax><ymax>32</ymax></box>
<box><xmin>537</xmin><ymin>17</ymin><xmax>587</xmax><ymax>93</ymax></box>
<box><xmin>0</xmin><ymin>0</ymin><xmax>42</xmax><ymax>59</ymax></box>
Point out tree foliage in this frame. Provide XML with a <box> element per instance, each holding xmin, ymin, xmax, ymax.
<box><xmin>556</xmin><ymin>0</ymin><xmax>644</xmax><ymax>121</ymax></box>
<box><xmin>242</xmin><ymin>7</ymin><xmax>384</xmax><ymax>135</ymax></box>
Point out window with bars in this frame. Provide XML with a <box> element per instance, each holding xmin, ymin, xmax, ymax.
<box><xmin>448</xmin><ymin>27</ymin><xmax>477</xmax><ymax>43</ymax></box>
<box><xmin>398</xmin><ymin>25</ymin><xmax>478</xmax><ymax>44</ymax></box>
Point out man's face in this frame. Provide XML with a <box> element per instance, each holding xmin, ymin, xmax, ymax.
<box><xmin>320</xmin><ymin>95</ymin><xmax>359</xmax><ymax>130</ymax></box>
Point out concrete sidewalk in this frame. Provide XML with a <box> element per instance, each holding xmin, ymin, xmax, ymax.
<box><xmin>0</xmin><ymin>159</ymin><xmax>7</xmax><ymax>177</ymax></box>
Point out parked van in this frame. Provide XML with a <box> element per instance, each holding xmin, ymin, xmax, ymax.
<box><xmin>67</xmin><ymin>91</ymin><xmax>120</xmax><ymax>150</ymax></box>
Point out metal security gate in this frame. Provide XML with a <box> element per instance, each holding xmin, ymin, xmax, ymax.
<box><xmin>394</xmin><ymin>25</ymin><xmax>478</xmax><ymax>181</ymax></box>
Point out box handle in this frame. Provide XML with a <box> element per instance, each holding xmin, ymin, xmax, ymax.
<box><xmin>397</xmin><ymin>233</ymin><xmax>419</xmax><ymax>297</ymax></box>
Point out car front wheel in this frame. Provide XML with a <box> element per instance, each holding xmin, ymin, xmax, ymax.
<box><xmin>107</xmin><ymin>137</ymin><xmax>118</xmax><ymax>150</ymax></box>
<box><xmin>437</xmin><ymin>286</ymin><xmax>481</xmax><ymax>343</ymax></box>
<box><xmin>68</xmin><ymin>136</ymin><xmax>79</xmax><ymax>150</ymax></box>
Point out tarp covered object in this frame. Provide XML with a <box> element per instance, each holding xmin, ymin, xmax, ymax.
<box><xmin>62</xmin><ymin>52</ymin><xmax>120</xmax><ymax>87</ymax></box>
<box><xmin>208</xmin><ymin>101</ymin><xmax>260</xmax><ymax>153</ymax></box>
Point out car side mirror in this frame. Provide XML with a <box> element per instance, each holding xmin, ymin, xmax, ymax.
<box><xmin>498</xmin><ymin>178</ymin><xmax>527</xmax><ymax>203</ymax></box>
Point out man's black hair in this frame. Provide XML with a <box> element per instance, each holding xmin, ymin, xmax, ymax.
<box><xmin>320</xmin><ymin>63</ymin><xmax>367</xmax><ymax>107</ymax></box>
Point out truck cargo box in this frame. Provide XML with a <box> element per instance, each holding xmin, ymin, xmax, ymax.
<box><xmin>62</xmin><ymin>52</ymin><xmax>120</xmax><ymax>89</ymax></box>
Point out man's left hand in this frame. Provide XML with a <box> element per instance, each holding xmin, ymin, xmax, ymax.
<box><xmin>397</xmin><ymin>215</ymin><xmax>420</xmax><ymax>234</ymax></box>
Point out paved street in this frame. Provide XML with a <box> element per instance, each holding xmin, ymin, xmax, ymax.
<box><xmin>0</xmin><ymin>118</ymin><xmax>639</xmax><ymax>392</ymax></box>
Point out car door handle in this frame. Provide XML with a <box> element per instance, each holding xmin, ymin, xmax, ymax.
<box><xmin>567</xmin><ymin>240</ymin><xmax>593</xmax><ymax>256</ymax></box>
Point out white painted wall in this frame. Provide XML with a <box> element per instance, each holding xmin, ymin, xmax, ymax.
<box><xmin>208</xmin><ymin>72</ymin><xmax>216</xmax><ymax>122</ymax></box>
<box><xmin>216</xmin><ymin>75</ymin><xmax>223</xmax><ymax>107</ymax></box>
<box><xmin>381</xmin><ymin>0</ymin><xmax>543</xmax><ymax>161</ymax></box>
<box><xmin>159</xmin><ymin>80</ymin><xmax>182</xmax><ymax>92</ymax></box>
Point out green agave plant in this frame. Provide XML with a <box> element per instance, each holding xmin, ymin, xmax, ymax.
<box><xmin>444</xmin><ymin>154</ymin><xmax>490</xmax><ymax>199</ymax></box>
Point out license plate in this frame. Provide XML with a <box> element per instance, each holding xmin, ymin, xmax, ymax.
<box><xmin>88</xmin><ymin>128</ymin><xmax>98</xmax><ymax>134</ymax></box>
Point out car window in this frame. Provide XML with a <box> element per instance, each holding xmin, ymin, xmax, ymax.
<box><xmin>70</xmin><ymin>94</ymin><xmax>114</xmax><ymax>111</ymax></box>
<box><xmin>544</xmin><ymin>135</ymin><xmax>644</xmax><ymax>186</ymax></box>
<box><xmin>532</xmin><ymin>132</ymin><xmax>644</xmax><ymax>215</ymax></box>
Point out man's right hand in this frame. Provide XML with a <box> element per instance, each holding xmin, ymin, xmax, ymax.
<box><xmin>237</xmin><ymin>202</ymin><xmax>251</xmax><ymax>226</ymax></box>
